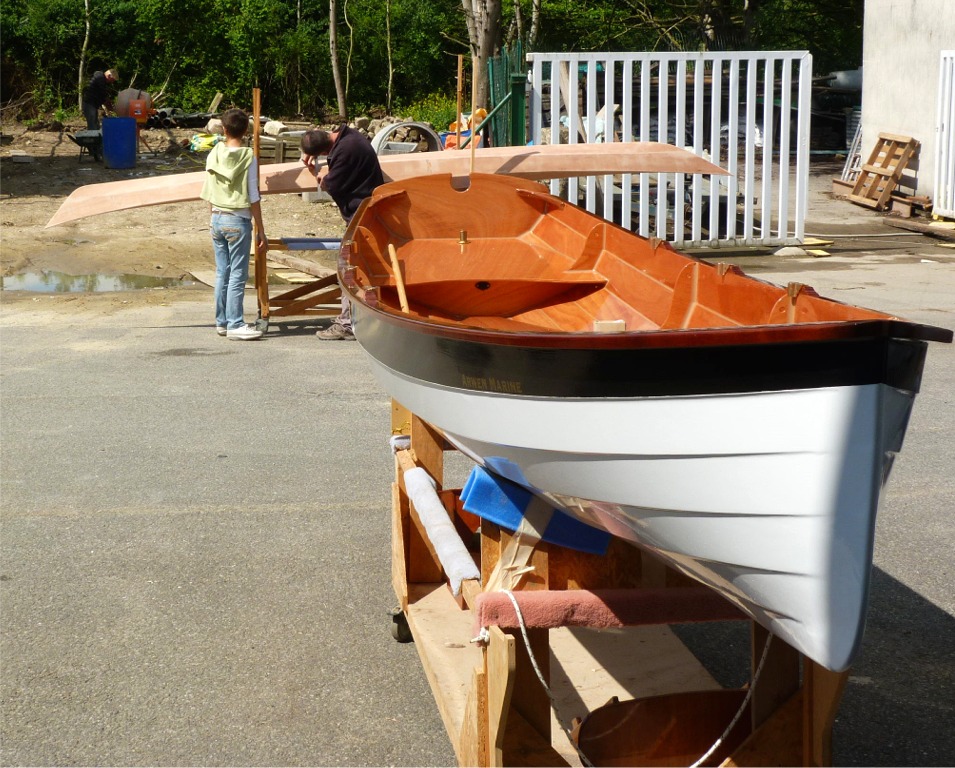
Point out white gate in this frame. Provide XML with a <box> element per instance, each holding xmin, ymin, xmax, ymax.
<box><xmin>527</xmin><ymin>52</ymin><xmax>813</xmax><ymax>248</ymax></box>
<box><xmin>935</xmin><ymin>50</ymin><xmax>955</xmax><ymax>220</ymax></box>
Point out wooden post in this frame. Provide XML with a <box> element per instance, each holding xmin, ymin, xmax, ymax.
<box><xmin>487</xmin><ymin>627</ymin><xmax>515</xmax><ymax>767</ymax></box>
<box><xmin>251</xmin><ymin>88</ymin><xmax>269</xmax><ymax>325</ymax></box>
<box><xmin>456</xmin><ymin>55</ymin><xmax>464</xmax><ymax>150</ymax></box>
<box><xmin>803</xmin><ymin>661</ymin><xmax>849</xmax><ymax>766</ymax></box>
<box><xmin>750</xmin><ymin>623</ymin><xmax>800</xmax><ymax>732</ymax></box>
<box><xmin>470</xmin><ymin>58</ymin><xmax>478</xmax><ymax>175</ymax></box>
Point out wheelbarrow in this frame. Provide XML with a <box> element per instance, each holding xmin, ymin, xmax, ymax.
<box><xmin>69</xmin><ymin>130</ymin><xmax>103</xmax><ymax>162</ymax></box>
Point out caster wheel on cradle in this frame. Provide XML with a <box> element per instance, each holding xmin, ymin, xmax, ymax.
<box><xmin>389</xmin><ymin>608</ymin><xmax>413</xmax><ymax>643</ymax></box>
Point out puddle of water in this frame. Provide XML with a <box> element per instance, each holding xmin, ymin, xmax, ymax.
<box><xmin>1</xmin><ymin>271</ymin><xmax>198</xmax><ymax>293</ymax></box>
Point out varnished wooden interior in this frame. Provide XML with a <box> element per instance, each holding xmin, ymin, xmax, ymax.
<box><xmin>344</xmin><ymin>173</ymin><xmax>890</xmax><ymax>333</ymax></box>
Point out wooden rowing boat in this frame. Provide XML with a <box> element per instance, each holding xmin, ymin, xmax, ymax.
<box><xmin>338</xmin><ymin>172</ymin><xmax>952</xmax><ymax>672</ymax></box>
<box><xmin>45</xmin><ymin>142</ymin><xmax>724</xmax><ymax>227</ymax></box>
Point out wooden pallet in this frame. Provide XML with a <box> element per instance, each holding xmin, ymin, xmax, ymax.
<box><xmin>849</xmin><ymin>132</ymin><xmax>919</xmax><ymax>211</ymax></box>
<box><xmin>256</xmin><ymin>133</ymin><xmax>306</xmax><ymax>164</ymax></box>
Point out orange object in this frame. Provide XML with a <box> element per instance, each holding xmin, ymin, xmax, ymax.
<box><xmin>443</xmin><ymin>131</ymin><xmax>481</xmax><ymax>150</ymax></box>
<box><xmin>128</xmin><ymin>99</ymin><xmax>149</xmax><ymax>124</ymax></box>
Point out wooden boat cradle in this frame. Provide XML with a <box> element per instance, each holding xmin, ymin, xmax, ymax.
<box><xmin>390</xmin><ymin>403</ymin><xmax>849</xmax><ymax>767</ymax></box>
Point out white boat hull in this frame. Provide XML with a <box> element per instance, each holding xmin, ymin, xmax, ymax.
<box><xmin>367</xmin><ymin>356</ymin><xmax>915</xmax><ymax>671</ymax></box>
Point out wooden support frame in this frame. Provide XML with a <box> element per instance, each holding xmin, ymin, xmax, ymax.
<box><xmin>389</xmin><ymin>400</ymin><xmax>848</xmax><ymax>766</ymax></box>
<box><xmin>253</xmin><ymin>238</ymin><xmax>342</xmax><ymax>329</ymax></box>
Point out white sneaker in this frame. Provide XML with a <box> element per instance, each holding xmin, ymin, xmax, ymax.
<box><xmin>216</xmin><ymin>326</ymin><xmax>227</xmax><ymax>336</ymax></box>
<box><xmin>226</xmin><ymin>323</ymin><xmax>263</xmax><ymax>341</ymax></box>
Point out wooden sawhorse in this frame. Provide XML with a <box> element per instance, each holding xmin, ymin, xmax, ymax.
<box><xmin>254</xmin><ymin>237</ymin><xmax>343</xmax><ymax>332</ymax></box>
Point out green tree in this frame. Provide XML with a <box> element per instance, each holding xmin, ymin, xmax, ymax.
<box><xmin>2</xmin><ymin>0</ymin><xmax>88</xmax><ymax>112</ymax></box>
<box><xmin>750</xmin><ymin>0</ymin><xmax>864</xmax><ymax>72</ymax></box>
<box><xmin>0</xmin><ymin>0</ymin><xmax>864</xmax><ymax>120</ymax></box>
<box><xmin>338</xmin><ymin>0</ymin><xmax>462</xmax><ymax>110</ymax></box>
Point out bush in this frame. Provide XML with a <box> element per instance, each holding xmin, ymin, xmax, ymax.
<box><xmin>397</xmin><ymin>93</ymin><xmax>458</xmax><ymax>133</ymax></box>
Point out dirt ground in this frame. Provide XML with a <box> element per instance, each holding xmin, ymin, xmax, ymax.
<box><xmin>3</xmin><ymin>118</ymin><xmax>953</xmax><ymax>317</ymax></box>
<box><xmin>0</xmin><ymin>119</ymin><xmax>347</xmax><ymax>313</ymax></box>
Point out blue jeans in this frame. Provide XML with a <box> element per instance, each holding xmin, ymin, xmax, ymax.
<box><xmin>210</xmin><ymin>212</ymin><xmax>253</xmax><ymax>329</ymax></box>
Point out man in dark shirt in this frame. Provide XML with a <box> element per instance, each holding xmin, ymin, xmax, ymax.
<box><xmin>301</xmin><ymin>125</ymin><xmax>384</xmax><ymax>221</ymax></box>
<box><xmin>82</xmin><ymin>68</ymin><xmax>118</xmax><ymax>130</ymax></box>
<box><xmin>301</xmin><ymin>125</ymin><xmax>384</xmax><ymax>340</ymax></box>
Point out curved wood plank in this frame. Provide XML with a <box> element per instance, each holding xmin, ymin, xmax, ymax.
<box><xmin>45</xmin><ymin>142</ymin><xmax>727</xmax><ymax>227</ymax></box>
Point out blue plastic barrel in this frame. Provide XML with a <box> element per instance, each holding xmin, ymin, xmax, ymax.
<box><xmin>101</xmin><ymin>117</ymin><xmax>137</xmax><ymax>169</ymax></box>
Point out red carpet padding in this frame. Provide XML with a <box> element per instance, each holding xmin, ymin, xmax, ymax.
<box><xmin>473</xmin><ymin>588</ymin><xmax>746</xmax><ymax>635</ymax></box>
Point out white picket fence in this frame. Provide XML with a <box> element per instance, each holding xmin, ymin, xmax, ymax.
<box><xmin>526</xmin><ymin>51</ymin><xmax>813</xmax><ymax>248</ymax></box>
<box><xmin>935</xmin><ymin>50</ymin><xmax>955</xmax><ymax>220</ymax></box>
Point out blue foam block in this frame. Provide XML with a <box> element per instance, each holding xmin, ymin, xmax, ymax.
<box><xmin>460</xmin><ymin>466</ymin><xmax>611</xmax><ymax>556</ymax></box>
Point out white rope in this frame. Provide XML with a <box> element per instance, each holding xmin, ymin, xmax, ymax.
<box><xmin>502</xmin><ymin>589</ymin><xmax>596</xmax><ymax>768</ymax></box>
<box><xmin>688</xmin><ymin>630</ymin><xmax>775</xmax><ymax>768</ymax></box>
<box><xmin>501</xmin><ymin>588</ymin><xmax>775</xmax><ymax>768</ymax></box>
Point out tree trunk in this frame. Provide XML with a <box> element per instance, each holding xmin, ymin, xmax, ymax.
<box><xmin>460</xmin><ymin>0</ymin><xmax>501</xmax><ymax>109</ymax></box>
<box><xmin>743</xmin><ymin>0</ymin><xmax>761</xmax><ymax>46</ymax></box>
<box><xmin>296</xmin><ymin>0</ymin><xmax>302</xmax><ymax>115</ymax></box>
<box><xmin>329</xmin><ymin>0</ymin><xmax>347</xmax><ymax>120</ymax></box>
<box><xmin>386</xmin><ymin>0</ymin><xmax>393</xmax><ymax>113</ymax></box>
<box><xmin>344</xmin><ymin>0</ymin><xmax>354</xmax><ymax>95</ymax></box>
<box><xmin>77</xmin><ymin>0</ymin><xmax>91</xmax><ymax>109</ymax></box>
<box><xmin>528</xmin><ymin>0</ymin><xmax>540</xmax><ymax>50</ymax></box>
<box><xmin>504</xmin><ymin>0</ymin><xmax>522</xmax><ymax>49</ymax></box>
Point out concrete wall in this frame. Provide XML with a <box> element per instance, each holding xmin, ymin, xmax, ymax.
<box><xmin>861</xmin><ymin>0</ymin><xmax>954</xmax><ymax>196</ymax></box>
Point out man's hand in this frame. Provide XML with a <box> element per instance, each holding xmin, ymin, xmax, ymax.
<box><xmin>302</xmin><ymin>153</ymin><xmax>328</xmax><ymax>187</ymax></box>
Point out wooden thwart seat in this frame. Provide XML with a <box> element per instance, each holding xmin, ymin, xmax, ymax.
<box><xmin>402</xmin><ymin>274</ymin><xmax>607</xmax><ymax>318</ymax></box>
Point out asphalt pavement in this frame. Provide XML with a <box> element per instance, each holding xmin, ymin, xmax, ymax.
<box><xmin>0</xmin><ymin>305</ymin><xmax>457</xmax><ymax>766</ymax></box>
<box><xmin>1</xmin><ymin>184</ymin><xmax>953</xmax><ymax>766</ymax></box>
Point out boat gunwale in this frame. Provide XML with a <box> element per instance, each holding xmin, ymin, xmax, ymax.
<box><xmin>347</xmin><ymin>298</ymin><xmax>936</xmax><ymax>397</ymax></box>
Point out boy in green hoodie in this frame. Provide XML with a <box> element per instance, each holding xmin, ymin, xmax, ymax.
<box><xmin>199</xmin><ymin>108</ymin><xmax>267</xmax><ymax>340</ymax></box>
